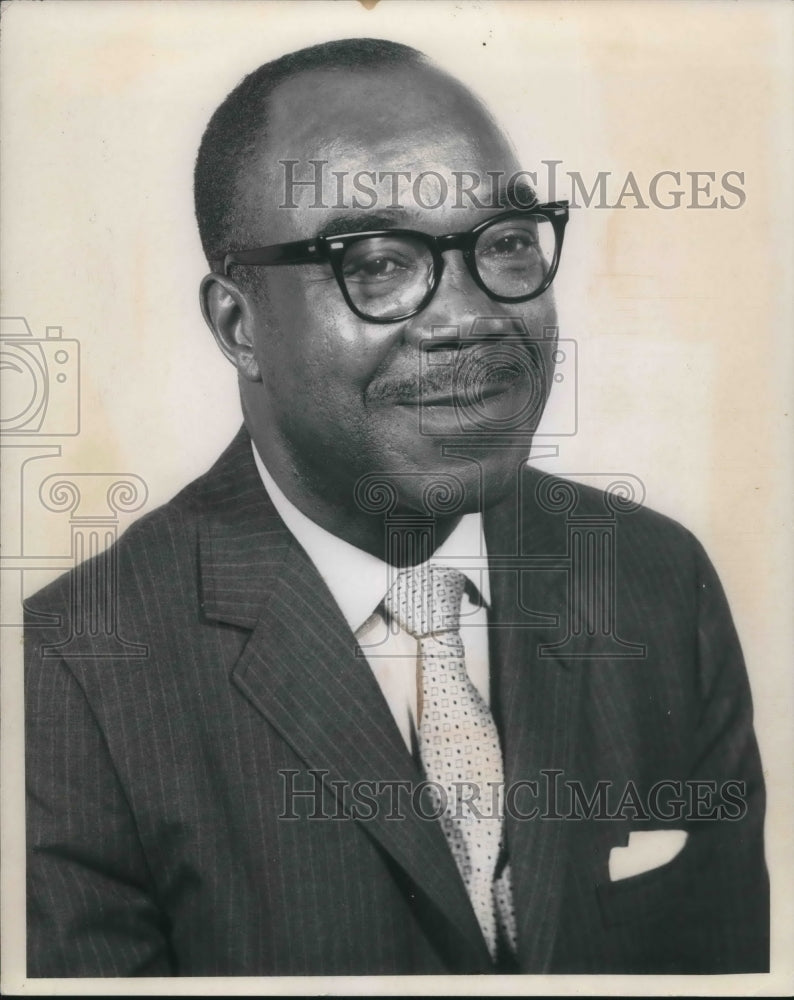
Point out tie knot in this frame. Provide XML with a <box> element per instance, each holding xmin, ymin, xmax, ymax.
<box><xmin>383</xmin><ymin>565</ymin><xmax>466</xmax><ymax>639</ymax></box>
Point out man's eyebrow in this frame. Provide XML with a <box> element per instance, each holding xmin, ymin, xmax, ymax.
<box><xmin>500</xmin><ymin>177</ymin><xmax>539</xmax><ymax>208</ymax></box>
<box><xmin>316</xmin><ymin>212</ymin><xmax>407</xmax><ymax>239</ymax></box>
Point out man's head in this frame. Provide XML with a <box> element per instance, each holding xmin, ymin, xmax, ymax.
<box><xmin>196</xmin><ymin>38</ymin><xmax>561</xmax><ymax>554</ymax></box>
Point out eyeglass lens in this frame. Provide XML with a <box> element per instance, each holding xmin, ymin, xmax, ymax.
<box><xmin>339</xmin><ymin>214</ymin><xmax>556</xmax><ymax>319</ymax></box>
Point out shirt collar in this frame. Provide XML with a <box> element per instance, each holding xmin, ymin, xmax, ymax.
<box><xmin>252</xmin><ymin>443</ymin><xmax>490</xmax><ymax>634</ymax></box>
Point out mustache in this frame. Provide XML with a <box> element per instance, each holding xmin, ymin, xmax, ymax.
<box><xmin>366</xmin><ymin>341</ymin><xmax>547</xmax><ymax>403</ymax></box>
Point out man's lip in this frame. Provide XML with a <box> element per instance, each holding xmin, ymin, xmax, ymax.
<box><xmin>395</xmin><ymin>375</ymin><xmax>525</xmax><ymax>407</ymax></box>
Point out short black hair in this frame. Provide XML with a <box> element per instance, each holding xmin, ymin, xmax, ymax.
<box><xmin>194</xmin><ymin>37</ymin><xmax>426</xmax><ymax>264</ymax></box>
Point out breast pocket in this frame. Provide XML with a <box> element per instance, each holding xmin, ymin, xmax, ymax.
<box><xmin>596</xmin><ymin>832</ymin><xmax>700</xmax><ymax>928</ymax></box>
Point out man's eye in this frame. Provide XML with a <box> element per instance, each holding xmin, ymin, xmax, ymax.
<box><xmin>344</xmin><ymin>255</ymin><xmax>410</xmax><ymax>282</ymax></box>
<box><xmin>481</xmin><ymin>233</ymin><xmax>536</xmax><ymax>257</ymax></box>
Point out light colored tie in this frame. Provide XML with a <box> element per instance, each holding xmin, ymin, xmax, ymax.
<box><xmin>384</xmin><ymin>564</ymin><xmax>517</xmax><ymax>960</ymax></box>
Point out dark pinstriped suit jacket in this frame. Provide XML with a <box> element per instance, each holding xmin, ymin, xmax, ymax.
<box><xmin>25</xmin><ymin>426</ymin><xmax>768</xmax><ymax>976</ymax></box>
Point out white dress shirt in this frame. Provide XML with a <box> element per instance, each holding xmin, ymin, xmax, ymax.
<box><xmin>252</xmin><ymin>444</ymin><xmax>492</xmax><ymax>752</ymax></box>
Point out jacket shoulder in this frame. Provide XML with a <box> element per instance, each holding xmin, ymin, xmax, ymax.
<box><xmin>25</xmin><ymin>472</ymin><xmax>206</xmax><ymax>619</ymax></box>
<box><xmin>517</xmin><ymin>466</ymin><xmax>727</xmax><ymax>619</ymax></box>
<box><xmin>24</xmin><ymin>427</ymin><xmax>268</xmax><ymax>628</ymax></box>
<box><xmin>521</xmin><ymin>465</ymin><xmax>702</xmax><ymax>555</ymax></box>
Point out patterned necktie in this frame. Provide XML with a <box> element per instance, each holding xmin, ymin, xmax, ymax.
<box><xmin>383</xmin><ymin>564</ymin><xmax>516</xmax><ymax>960</ymax></box>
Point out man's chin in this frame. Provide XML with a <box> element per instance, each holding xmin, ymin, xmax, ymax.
<box><xmin>364</xmin><ymin>447</ymin><xmax>530</xmax><ymax>519</ymax></box>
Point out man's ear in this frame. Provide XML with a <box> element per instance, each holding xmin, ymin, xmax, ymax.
<box><xmin>199</xmin><ymin>272</ymin><xmax>262</xmax><ymax>381</ymax></box>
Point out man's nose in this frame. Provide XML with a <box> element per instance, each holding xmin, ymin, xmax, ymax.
<box><xmin>401</xmin><ymin>251</ymin><xmax>525</xmax><ymax>349</ymax></box>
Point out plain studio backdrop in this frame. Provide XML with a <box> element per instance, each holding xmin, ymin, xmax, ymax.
<box><xmin>1</xmin><ymin>1</ymin><xmax>792</xmax><ymax>995</ymax></box>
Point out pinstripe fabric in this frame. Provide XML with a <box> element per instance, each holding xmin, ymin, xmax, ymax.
<box><xmin>25</xmin><ymin>425</ymin><xmax>768</xmax><ymax>976</ymax></box>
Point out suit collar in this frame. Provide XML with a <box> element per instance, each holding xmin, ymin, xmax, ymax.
<box><xmin>194</xmin><ymin>426</ymin><xmax>290</xmax><ymax>629</ymax></box>
<box><xmin>196</xmin><ymin>427</ymin><xmax>493</xmax><ymax>968</ymax></box>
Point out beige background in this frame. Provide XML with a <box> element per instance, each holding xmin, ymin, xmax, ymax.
<box><xmin>2</xmin><ymin>0</ymin><xmax>792</xmax><ymax>994</ymax></box>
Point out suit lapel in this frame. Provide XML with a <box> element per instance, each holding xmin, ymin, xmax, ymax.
<box><xmin>196</xmin><ymin>428</ymin><xmax>492</xmax><ymax>967</ymax></box>
<box><xmin>485</xmin><ymin>465</ymin><xmax>584</xmax><ymax>972</ymax></box>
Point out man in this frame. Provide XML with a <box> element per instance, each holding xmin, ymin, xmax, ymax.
<box><xmin>25</xmin><ymin>37</ymin><xmax>768</xmax><ymax>976</ymax></box>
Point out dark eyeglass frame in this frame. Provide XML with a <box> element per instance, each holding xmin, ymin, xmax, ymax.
<box><xmin>213</xmin><ymin>200</ymin><xmax>569</xmax><ymax>324</ymax></box>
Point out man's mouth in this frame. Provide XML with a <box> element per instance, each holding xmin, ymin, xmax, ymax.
<box><xmin>371</xmin><ymin>343</ymin><xmax>539</xmax><ymax>409</ymax></box>
<box><xmin>397</xmin><ymin>368</ymin><xmax>527</xmax><ymax>407</ymax></box>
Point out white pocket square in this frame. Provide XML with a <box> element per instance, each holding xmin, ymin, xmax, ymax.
<box><xmin>608</xmin><ymin>830</ymin><xmax>688</xmax><ymax>881</ymax></box>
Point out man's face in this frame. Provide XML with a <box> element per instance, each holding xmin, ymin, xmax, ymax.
<box><xmin>230</xmin><ymin>64</ymin><xmax>558</xmax><ymax>518</ymax></box>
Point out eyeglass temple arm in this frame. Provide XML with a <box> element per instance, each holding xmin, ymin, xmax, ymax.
<box><xmin>215</xmin><ymin>238</ymin><xmax>324</xmax><ymax>274</ymax></box>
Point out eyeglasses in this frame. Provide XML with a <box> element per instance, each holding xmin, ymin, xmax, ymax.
<box><xmin>214</xmin><ymin>201</ymin><xmax>569</xmax><ymax>323</ymax></box>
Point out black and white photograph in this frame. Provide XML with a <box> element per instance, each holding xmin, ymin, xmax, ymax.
<box><xmin>1</xmin><ymin>0</ymin><xmax>792</xmax><ymax>993</ymax></box>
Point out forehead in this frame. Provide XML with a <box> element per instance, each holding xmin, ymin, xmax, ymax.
<box><xmin>239</xmin><ymin>64</ymin><xmax>521</xmax><ymax>241</ymax></box>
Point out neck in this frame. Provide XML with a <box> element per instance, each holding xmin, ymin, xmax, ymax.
<box><xmin>318</xmin><ymin>506</ymin><xmax>464</xmax><ymax>568</ymax></box>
